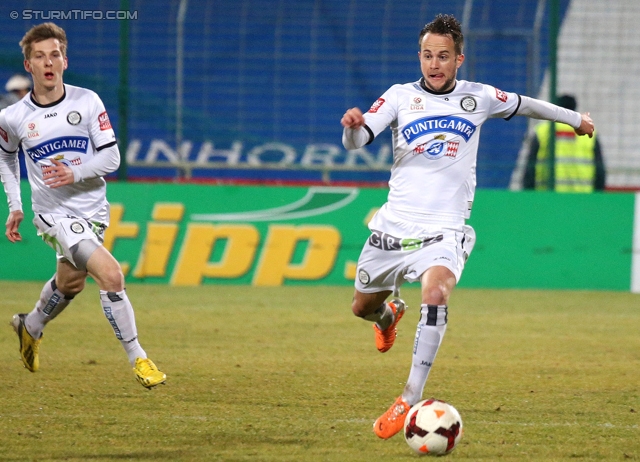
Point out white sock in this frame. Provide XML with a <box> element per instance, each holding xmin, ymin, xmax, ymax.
<box><xmin>100</xmin><ymin>289</ymin><xmax>146</xmax><ymax>366</ymax></box>
<box><xmin>25</xmin><ymin>276</ymin><xmax>74</xmax><ymax>339</ymax></box>
<box><xmin>363</xmin><ymin>302</ymin><xmax>394</xmax><ymax>330</ymax></box>
<box><xmin>402</xmin><ymin>304</ymin><xmax>448</xmax><ymax>405</ymax></box>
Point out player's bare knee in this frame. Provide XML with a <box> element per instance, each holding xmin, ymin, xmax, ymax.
<box><xmin>100</xmin><ymin>268</ymin><xmax>125</xmax><ymax>292</ymax></box>
<box><xmin>422</xmin><ymin>285</ymin><xmax>448</xmax><ymax>306</ymax></box>
<box><xmin>352</xmin><ymin>299</ymin><xmax>379</xmax><ymax>318</ymax></box>
<box><xmin>352</xmin><ymin>300</ymin><xmax>367</xmax><ymax>318</ymax></box>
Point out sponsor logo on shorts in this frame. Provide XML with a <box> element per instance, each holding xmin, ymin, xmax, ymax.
<box><xmin>70</xmin><ymin>221</ymin><xmax>85</xmax><ymax>234</ymax></box>
<box><xmin>368</xmin><ymin>229</ymin><xmax>443</xmax><ymax>251</ymax></box>
<box><xmin>434</xmin><ymin>256</ymin><xmax>451</xmax><ymax>262</ymax></box>
<box><xmin>358</xmin><ymin>269</ymin><xmax>370</xmax><ymax>285</ymax></box>
<box><xmin>67</xmin><ymin>111</ymin><xmax>81</xmax><ymax>125</ymax></box>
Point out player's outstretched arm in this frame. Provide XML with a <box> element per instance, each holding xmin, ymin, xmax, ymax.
<box><xmin>517</xmin><ymin>96</ymin><xmax>596</xmax><ymax>138</ymax></box>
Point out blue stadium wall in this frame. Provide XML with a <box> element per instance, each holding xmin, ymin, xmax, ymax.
<box><xmin>0</xmin><ymin>0</ymin><xmax>569</xmax><ymax>187</ymax></box>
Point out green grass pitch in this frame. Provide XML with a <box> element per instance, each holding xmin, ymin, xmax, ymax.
<box><xmin>1</xmin><ymin>282</ymin><xmax>638</xmax><ymax>461</ymax></box>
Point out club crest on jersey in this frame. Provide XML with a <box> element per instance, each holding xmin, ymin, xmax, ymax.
<box><xmin>25</xmin><ymin>136</ymin><xmax>89</xmax><ymax>162</ymax></box>
<box><xmin>402</xmin><ymin>115</ymin><xmax>476</xmax><ymax>144</ymax></box>
<box><xmin>52</xmin><ymin>154</ymin><xmax>82</xmax><ymax>167</ymax></box>
<box><xmin>460</xmin><ymin>96</ymin><xmax>477</xmax><ymax>112</ymax></box>
<box><xmin>67</xmin><ymin>111</ymin><xmax>81</xmax><ymax>125</ymax></box>
<box><xmin>414</xmin><ymin>135</ymin><xmax>460</xmax><ymax>160</ymax></box>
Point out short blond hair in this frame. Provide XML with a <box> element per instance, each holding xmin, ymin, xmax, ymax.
<box><xmin>20</xmin><ymin>22</ymin><xmax>68</xmax><ymax>59</ymax></box>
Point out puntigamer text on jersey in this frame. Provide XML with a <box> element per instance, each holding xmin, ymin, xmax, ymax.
<box><xmin>402</xmin><ymin>116</ymin><xmax>477</xmax><ymax>144</ymax></box>
<box><xmin>25</xmin><ymin>136</ymin><xmax>89</xmax><ymax>161</ymax></box>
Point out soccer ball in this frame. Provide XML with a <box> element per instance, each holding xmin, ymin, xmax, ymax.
<box><xmin>404</xmin><ymin>398</ymin><xmax>463</xmax><ymax>456</ymax></box>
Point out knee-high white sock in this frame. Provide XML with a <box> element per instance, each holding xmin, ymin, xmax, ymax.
<box><xmin>100</xmin><ymin>289</ymin><xmax>146</xmax><ymax>366</ymax></box>
<box><xmin>402</xmin><ymin>304</ymin><xmax>448</xmax><ymax>405</ymax></box>
<box><xmin>25</xmin><ymin>276</ymin><xmax>74</xmax><ymax>339</ymax></box>
<box><xmin>363</xmin><ymin>302</ymin><xmax>394</xmax><ymax>330</ymax></box>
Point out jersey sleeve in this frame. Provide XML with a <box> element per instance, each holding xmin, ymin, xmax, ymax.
<box><xmin>362</xmin><ymin>85</ymin><xmax>400</xmax><ymax>138</ymax></box>
<box><xmin>484</xmin><ymin>85</ymin><xmax>520</xmax><ymax>120</ymax></box>
<box><xmin>87</xmin><ymin>92</ymin><xmax>117</xmax><ymax>149</ymax></box>
<box><xmin>0</xmin><ymin>110</ymin><xmax>20</xmax><ymax>154</ymax></box>
<box><xmin>0</xmin><ymin>111</ymin><xmax>22</xmax><ymax>211</ymax></box>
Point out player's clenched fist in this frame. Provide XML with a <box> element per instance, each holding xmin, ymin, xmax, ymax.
<box><xmin>341</xmin><ymin>107</ymin><xmax>365</xmax><ymax>129</ymax></box>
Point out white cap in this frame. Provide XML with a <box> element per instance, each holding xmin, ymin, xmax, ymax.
<box><xmin>5</xmin><ymin>74</ymin><xmax>32</xmax><ymax>92</ymax></box>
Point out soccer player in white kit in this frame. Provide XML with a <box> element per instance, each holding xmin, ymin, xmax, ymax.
<box><xmin>0</xmin><ymin>23</ymin><xmax>166</xmax><ymax>389</ymax></box>
<box><xmin>341</xmin><ymin>14</ymin><xmax>594</xmax><ymax>439</ymax></box>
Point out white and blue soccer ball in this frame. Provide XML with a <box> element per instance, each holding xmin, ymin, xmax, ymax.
<box><xmin>404</xmin><ymin>398</ymin><xmax>463</xmax><ymax>456</ymax></box>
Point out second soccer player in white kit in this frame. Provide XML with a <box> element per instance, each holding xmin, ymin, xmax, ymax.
<box><xmin>341</xmin><ymin>14</ymin><xmax>594</xmax><ymax>439</ymax></box>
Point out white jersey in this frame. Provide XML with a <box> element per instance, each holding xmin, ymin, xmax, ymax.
<box><xmin>363</xmin><ymin>79</ymin><xmax>519</xmax><ymax>228</ymax></box>
<box><xmin>0</xmin><ymin>84</ymin><xmax>117</xmax><ymax>224</ymax></box>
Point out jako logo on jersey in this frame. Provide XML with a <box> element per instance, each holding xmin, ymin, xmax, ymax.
<box><xmin>98</xmin><ymin>111</ymin><xmax>112</xmax><ymax>130</ymax></box>
<box><xmin>368</xmin><ymin>98</ymin><xmax>385</xmax><ymax>113</ymax></box>
<box><xmin>402</xmin><ymin>115</ymin><xmax>477</xmax><ymax>144</ymax></box>
<box><xmin>44</xmin><ymin>112</ymin><xmax>57</xmax><ymax>119</ymax></box>
<box><xmin>25</xmin><ymin>136</ymin><xmax>89</xmax><ymax>161</ymax></box>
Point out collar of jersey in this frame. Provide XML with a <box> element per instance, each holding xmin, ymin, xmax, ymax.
<box><xmin>30</xmin><ymin>84</ymin><xmax>67</xmax><ymax>108</ymax></box>
<box><xmin>419</xmin><ymin>77</ymin><xmax>457</xmax><ymax>96</ymax></box>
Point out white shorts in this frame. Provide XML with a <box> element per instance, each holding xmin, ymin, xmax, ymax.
<box><xmin>33</xmin><ymin>213</ymin><xmax>106</xmax><ymax>268</ymax></box>
<box><xmin>354</xmin><ymin>223</ymin><xmax>476</xmax><ymax>294</ymax></box>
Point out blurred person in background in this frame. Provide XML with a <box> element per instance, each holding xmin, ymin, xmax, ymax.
<box><xmin>0</xmin><ymin>74</ymin><xmax>32</xmax><ymax>110</ymax></box>
<box><xmin>0</xmin><ymin>22</ymin><xmax>166</xmax><ymax>389</ymax></box>
<box><xmin>341</xmin><ymin>14</ymin><xmax>594</xmax><ymax>440</ymax></box>
<box><xmin>523</xmin><ymin>94</ymin><xmax>605</xmax><ymax>192</ymax></box>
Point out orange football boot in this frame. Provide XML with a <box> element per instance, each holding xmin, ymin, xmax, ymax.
<box><xmin>373</xmin><ymin>299</ymin><xmax>407</xmax><ymax>352</ymax></box>
<box><xmin>373</xmin><ymin>395</ymin><xmax>411</xmax><ymax>439</ymax></box>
